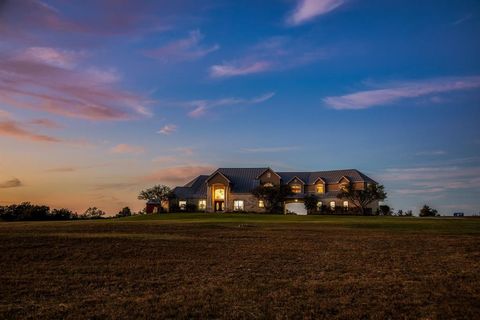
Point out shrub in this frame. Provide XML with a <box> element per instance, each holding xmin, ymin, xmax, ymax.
<box><xmin>116</xmin><ymin>207</ymin><xmax>132</xmax><ymax>218</ymax></box>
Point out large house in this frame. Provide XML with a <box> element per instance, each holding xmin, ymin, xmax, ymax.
<box><xmin>146</xmin><ymin>167</ymin><xmax>379</xmax><ymax>215</ymax></box>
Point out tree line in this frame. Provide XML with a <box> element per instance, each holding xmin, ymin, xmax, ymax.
<box><xmin>0</xmin><ymin>203</ymin><xmax>137</xmax><ymax>221</ymax></box>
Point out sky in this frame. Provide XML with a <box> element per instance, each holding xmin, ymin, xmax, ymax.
<box><xmin>0</xmin><ymin>0</ymin><xmax>479</xmax><ymax>215</ymax></box>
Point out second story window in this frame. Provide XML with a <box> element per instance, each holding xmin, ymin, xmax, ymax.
<box><xmin>291</xmin><ymin>184</ymin><xmax>302</xmax><ymax>193</ymax></box>
<box><xmin>316</xmin><ymin>184</ymin><xmax>325</xmax><ymax>194</ymax></box>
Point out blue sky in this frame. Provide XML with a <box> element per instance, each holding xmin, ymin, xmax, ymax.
<box><xmin>0</xmin><ymin>0</ymin><xmax>479</xmax><ymax>214</ymax></box>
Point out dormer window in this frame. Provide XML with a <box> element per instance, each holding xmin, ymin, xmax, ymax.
<box><xmin>316</xmin><ymin>184</ymin><xmax>325</xmax><ymax>194</ymax></box>
<box><xmin>291</xmin><ymin>184</ymin><xmax>302</xmax><ymax>193</ymax></box>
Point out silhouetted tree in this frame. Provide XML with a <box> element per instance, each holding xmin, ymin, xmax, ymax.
<box><xmin>138</xmin><ymin>185</ymin><xmax>172</xmax><ymax>202</ymax></box>
<box><xmin>51</xmin><ymin>208</ymin><xmax>77</xmax><ymax>220</ymax></box>
<box><xmin>337</xmin><ymin>183</ymin><xmax>387</xmax><ymax>215</ymax></box>
<box><xmin>379</xmin><ymin>205</ymin><xmax>391</xmax><ymax>216</ymax></box>
<box><xmin>251</xmin><ymin>185</ymin><xmax>294</xmax><ymax>213</ymax></box>
<box><xmin>419</xmin><ymin>205</ymin><xmax>438</xmax><ymax>217</ymax></box>
<box><xmin>81</xmin><ymin>207</ymin><xmax>106</xmax><ymax>219</ymax></box>
<box><xmin>116</xmin><ymin>207</ymin><xmax>132</xmax><ymax>218</ymax></box>
<box><xmin>303</xmin><ymin>194</ymin><xmax>319</xmax><ymax>214</ymax></box>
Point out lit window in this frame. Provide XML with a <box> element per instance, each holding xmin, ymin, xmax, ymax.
<box><xmin>317</xmin><ymin>201</ymin><xmax>322</xmax><ymax>210</ymax></box>
<box><xmin>343</xmin><ymin>201</ymin><xmax>349</xmax><ymax>210</ymax></box>
<box><xmin>258</xmin><ymin>200</ymin><xmax>265</xmax><ymax>208</ymax></box>
<box><xmin>179</xmin><ymin>201</ymin><xmax>187</xmax><ymax>211</ymax></box>
<box><xmin>264</xmin><ymin>183</ymin><xmax>273</xmax><ymax>187</ymax></box>
<box><xmin>198</xmin><ymin>200</ymin><xmax>207</xmax><ymax>210</ymax></box>
<box><xmin>291</xmin><ymin>184</ymin><xmax>302</xmax><ymax>193</ymax></box>
<box><xmin>316</xmin><ymin>184</ymin><xmax>325</xmax><ymax>194</ymax></box>
<box><xmin>214</xmin><ymin>187</ymin><xmax>225</xmax><ymax>200</ymax></box>
<box><xmin>233</xmin><ymin>200</ymin><xmax>244</xmax><ymax>211</ymax></box>
<box><xmin>330</xmin><ymin>201</ymin><xmax>336</xmax><ymax>210</ymax></box>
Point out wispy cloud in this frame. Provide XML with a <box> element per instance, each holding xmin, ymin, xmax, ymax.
<box><xmin>0</xmin><ymin>47</ymin><xmax>151</xmax><ymax>121</ymax></box>
<box><xmin>180</xmin><ymin>92</ymin><xmax>275</xmax><ymax>118</ymax></box>
<box><xmin>145</xmin><ymin>30</ymin><xmax>219</xmax><ymax>63</ymax></box>
<box><xmin>324</xmin><ymin>76</ymin><xmax>480</xmax><ymax>110</ymax></box>
<box><xmin>415</xmin><ymin>150</ymin><xmax>447</xmax><ymax>156</ymax></box>
<box><xmin>241</xmin><ymin>146</ymin><xmax>300</xmax><ymax>153</ymax></box>
<box><xmin>286</xmin><ymin>0</ymin><xmax>346</xmax><ymax>26</ymax></box>
<box><xmin>452</xmin><ymin>13</ymin><xmax>473</xmax><ymax>26</ymax></box>
<box><xmin>30</xmin><ymin>118</ymin><xmax>63</xmax><ymax>129</ymax></box>
<box><xmin>110</xmin><ymin>144</ymin><xmax>145</xmax><ymax>154</ymax></box>
<box><xmin>379</xmin><ymin>166</ymin><xmax>480</xmax><ymax>195</ymax></box>
<box><xmin>157</xmin><ymin>124</ymin><xmax>177</xmax><ymax>135</ymax></box>
<box><xmin>0</xmin><ymin>119</ymin><xmax>62</xmax><ymax>143</ymax></box>
<box><xmin>0</xmin><ymin>178</ymin><xmax>22</xmax><ymax>189</ymax></box>
<box><xmin>143</xmin><ymin>166</ymin><xmax>214</xmax><ymax>185</ymax></box>
<box><xmin>210</xmin><ymin>61</ymin><xmax>271</xmax><ymax>78</ymax></box>
<box><xmin>209</xmin><ymin>36</ymin><xmax>330</xmax><ymax>78</ymax></box>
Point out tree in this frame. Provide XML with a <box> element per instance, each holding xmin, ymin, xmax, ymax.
<box><xmin>337</xmin><ymin>183</ymin><xmax>387</xmax><ymax>215</ymax></box>
<box><xmin>51</xmin><ymin>208</ymin><xmax>77</xmax><ymax>220</ymax></box>
<box><xmin>303</xmin><ymin>194</ymin><xmax>319</xmax><ymax>214</ymax></box>
<box><xmin>116</xmin><ymin>207</ymin><xmax>132</xmax><ymax>218</ymax></box>
<box><xmin>379</xmin><ymin>205</ymin><xmax>391</xmax><ymax>216</ymax></box>
<box><xmin>81</xmin><ymin>207</ymin><xmax>106</xmax><ymax>219</ymax></box>
<box><xmin>138</xmin><ymin>185</ymin><xmax>172</xmax><ymax>202</ymax></box>
<box><xmin>419</xmin><ymin>205</ymin><xmax>438</xmax><ymax>217</ymax></box>
<box><xmin>251</xmin><ymin>185</ymin><xmax>294</xmax><ymax>213</ymax></box>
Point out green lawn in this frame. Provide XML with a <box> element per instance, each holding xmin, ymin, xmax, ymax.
<box><xmin>115</xmin><ymin>213</ymin><xmax>480</xmax><ymax>234</ymax></box>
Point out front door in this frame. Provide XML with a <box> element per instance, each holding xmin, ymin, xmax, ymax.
<box><xmin>214</xmin><ymin>201</ymin><xmax>225</xmax><ymax>212</ymax></box>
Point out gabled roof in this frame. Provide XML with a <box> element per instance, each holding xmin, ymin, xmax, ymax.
<box><xmin>173</xmin><ymin>175</ymin><xmax>208</xmax><ymax>199</ymax></box>
<box><xmin>215</xmin><ymin>168</ymin><xmax>267</xmax><ymax>193</ymax></box>
<box><xmin>286</xmin><ymin>175</ymin><xmax>305</xmax><ymax>184</ymax></box>
<box><xmin>278</xmin><ymin>169</ymin><xmax>377</xmax><ymax>185</ymax></box>
<box><xmin>171</xmin><ymin>168</ymin><xmax>377</xmax><ymax>199</ymax></box>
<box><xmin>255</xmin><ymin>167</ymin><xmax>282</xmax><ymax>179</ymax></box>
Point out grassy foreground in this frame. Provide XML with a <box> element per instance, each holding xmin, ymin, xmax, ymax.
<box><xmin>1</xmin><ymin>214</ymin><xmax>479</xmax><ymax>319</ymax></box>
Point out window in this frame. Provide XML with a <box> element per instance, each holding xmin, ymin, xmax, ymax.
<box><xmin>266</xmin><ymin>172</ymin><xmax>271</xmax><ymax>178</ymax></box>
<box><xmin>214</xmin><ymin>187</ymin><xmax>225</xmax><ymax>200</ymax></box>
<box><xmin>330</xmin><ymin>201</ymin><xmax>336</xmax><ymax>211</ymax></box>
<box><xmin>263</xmin><ymin>182</ymin><xmax>273</xmax><ymax>187</ymax></box>
<box><xmin>179</xmin><ymin>200</ymin><xmax>187</xmax><ymax>211</ymax></box>
<box><xmin>343</xmin><ymin>201</ymin><xmax>349</xmax><ymax>210</ymax></box>
<box><xmin>317</xmin><ymin>201</ymin><xmax>323</xmax><ymax>210</ymax></box>
<box><xmin>316</xmin><ymin>184</ymin><xmax>325</xmax><ymax>194</ymax></box>
<box><xmin>291</xmin><ymin>184</ymin><xmax>302</xmax><ymax>193</ymax></box>
<box><xmin>198</xmin><ymin>200</ymin><xmax>206</xmax><ymax>210</ymax></box>
<box><xmin>233</xmin><ymin>200</ymin><xmax>244</xmax><ymax>211</ymax></box>
<box><xmin>258</xmin><ymin>200</ymin><xmax>265</xmax><ymax>208</ymax></box>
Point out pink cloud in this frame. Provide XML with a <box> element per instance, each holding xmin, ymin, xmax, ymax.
<box><xmin>324</xmin><ymin>76</ymin><xmax>480</xmax><ymax>110</ymax></box>
<box><xmin>157</xmin><ymin>124</ymin><xmax>177</xmax><ymax>135</ymax></box>
<box><xmin>0</xmin><ymin>119</ymin><xmax>62</xmax><ymax>143</ymax></box>
<box><xmin>145</xmin><ymin>30</ymin><xmax>219</xmax><ymax>63</ymax></box>
<box><xmin>287</xmin><ymin>0</ymin><xmax>346</xmax><ymax>26</ymax></box>
<box><xmin>143</xmin><ymin>166</ymin><xmax>215</xmax><ymax>185</ymax></box>
<box><xmin>0</xmin><ymin>48</ymin><xmax>151</xmax><ymax>120</ymax></box>
<box><xmin>110</xmin><ymin>144</ymin><xmax>145</xmax><ymax>154</ymax></box>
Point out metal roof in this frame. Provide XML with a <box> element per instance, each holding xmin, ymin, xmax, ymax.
<box><xmin>171</xmin><ymin>167</ymin><xmax>377</xmax><ymax>199</ymax></box>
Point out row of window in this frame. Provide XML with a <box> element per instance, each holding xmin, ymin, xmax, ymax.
<box><xmin>290</xmin><ymin>184</ymin><xmax>325</xmax><ymax>194</ymax></box>
<box><xmin>317</xmin><ymin>201</ymin><xmax>349</xmax><ymax>210</ymax></box>
<box><xmin>178</xmin><ymin>199</ymin><xmax>347</xmax><ymax>211</ymax></box>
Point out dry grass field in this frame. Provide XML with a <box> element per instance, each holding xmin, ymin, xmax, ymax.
<box><xmin>1</xmin><ymin>214</ymin><xmax>479</xmax><ymax>319</ymax></box>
